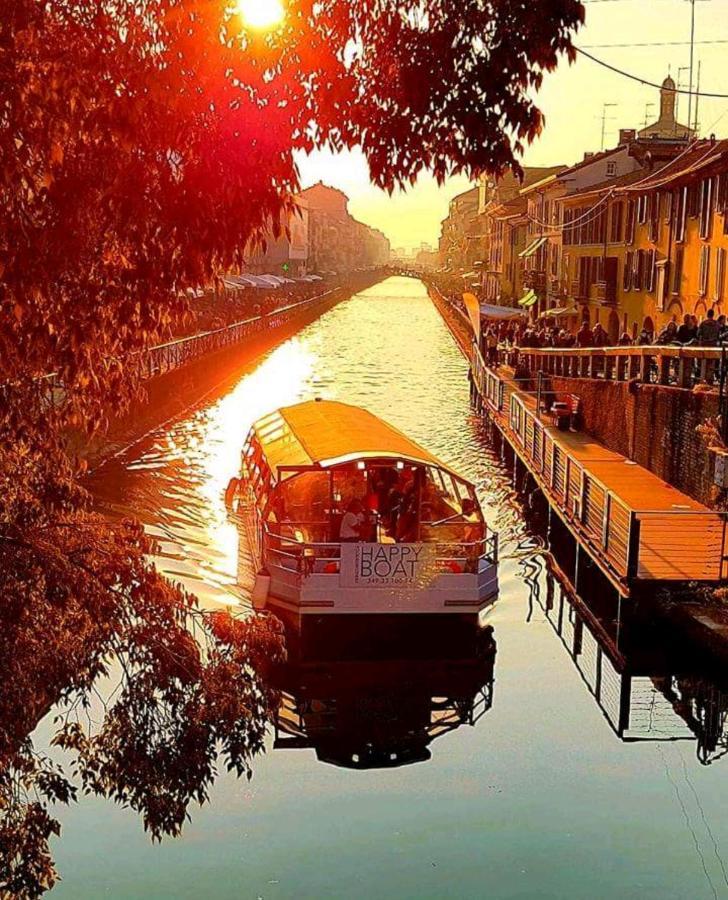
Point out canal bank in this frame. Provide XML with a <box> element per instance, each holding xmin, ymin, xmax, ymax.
<box><xmin>40</xmin><ymin>276</ymin><xmax>728</xmax><ymax>900</ymax></box>
<box><xmin>428</xmin><ymin>281</ymin><xmax>728</xmax><ymax>668</ymax></box>
<box><xmin>80</xmin><ymin>272</ymin><xmax>385</xmax><ymax>469</ymax></box>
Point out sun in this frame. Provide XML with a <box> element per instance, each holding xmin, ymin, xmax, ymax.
<box><xmin>236</xmin><ymin>0</ymin><xmax>285</xmax><ymax>30</ymax></box>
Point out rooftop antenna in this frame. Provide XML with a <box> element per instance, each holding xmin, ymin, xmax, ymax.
<box><xmin>676</xmin><ymin>65</ymin><xmax>690</xmax><ymax>130</ymax></box>
<box><xmin>693</xmin><ymin>60</ymin><xmax>702</xmax><ymax>135</ymax></box>
<box><xmin>642</xmin><ymin>102</ymin><xmax>655</xmax><ymax>130</ymax></box>
<box><xmin>600</xmin><ymin>102</ymin><xmax>618</xmax><ymax>151</ymax></box>
<box><xmin>687</xmin><ymin>0</ymin><xmax>696</xmax><ymax>134</ymax></box>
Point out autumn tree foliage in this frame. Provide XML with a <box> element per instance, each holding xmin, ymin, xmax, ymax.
<box><xmin>0</xmin><ymin>0</ymin><xmax>583</xmax><ymax>894</ymax></box>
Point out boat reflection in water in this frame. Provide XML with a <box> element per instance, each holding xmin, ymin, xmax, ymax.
<box><xmin>524</xmin><ymin>554</ymin><xmax>728</xmax><ymax>764</ymax></box>
<box><xmin>271</xmin><ymin>617</ymin><xmax>497</xmax><ymax>769</ymax></box>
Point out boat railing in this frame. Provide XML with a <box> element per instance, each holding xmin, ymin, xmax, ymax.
<box><xmin>263</xmin><ymin>527</ymin><xmax>498</xmax><ymax>577</ymax></box>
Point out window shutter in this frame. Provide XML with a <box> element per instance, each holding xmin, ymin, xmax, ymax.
<box><xmin>623</xmin><ymin>251</ymin><xmax>633</xmax><ymax>291</ymax></box>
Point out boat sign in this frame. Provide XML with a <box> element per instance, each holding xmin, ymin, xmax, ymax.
<box><xmin>341</xmin><ymin>543</ymin><xmax>438</xmax><ymax>589</ymax></box>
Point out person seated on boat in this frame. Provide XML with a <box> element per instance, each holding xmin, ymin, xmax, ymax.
<box><xmin>461</xmin><ymin>498</ymin><xmax>484</xmax><ymax>572</ymax></box>
<box><xmin>395</xmin><ymin>484</ymin><xmax>419</xmax><ymax>543</ymax></box>
<box><xmin>339</xmin><ymin>498</ymin><xmax>365</xmax><ymax>542</ymax></box>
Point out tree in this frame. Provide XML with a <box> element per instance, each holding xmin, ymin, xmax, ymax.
<box><xmin>0</xmin><ymin>1</ymin><xmax>584</xmax><ymax>894</ymax></box>
<box><xmin>1</xmin><ymin>0</ymin><xmax>583</xmax><ymax>410</ymax></box>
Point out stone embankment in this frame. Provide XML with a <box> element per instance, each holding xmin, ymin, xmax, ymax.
<box><xmin>83</xmin><ymin>271</ymin><xmax>385</xmax><ymax>466</ymax></box>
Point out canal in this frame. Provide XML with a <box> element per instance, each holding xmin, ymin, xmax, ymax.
<box><xmin>51</xmin><ymin>277</ymin><xmax>728</xmax><ymax>898</ymax></box>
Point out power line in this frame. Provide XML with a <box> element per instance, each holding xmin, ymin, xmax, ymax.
<box><xmin>575</xmin><ymin>47</ymin><xmax>728</xmax><ymax>99</ymax></box>
<box><xmin>582</xmin><ymin>40</ymin><xmax>728</xmax><ymax>48</ymax></box>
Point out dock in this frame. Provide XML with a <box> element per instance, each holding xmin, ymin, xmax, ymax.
<box><xmin>431</xmin><ymin>287</ymin><xmax>728</xmax><ymax>596</ymax></box>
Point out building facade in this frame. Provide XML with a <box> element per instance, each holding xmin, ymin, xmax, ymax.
<box><xmin>297</xmin><ymin>182</ymin><xmax>390</xmax><ymax>273</ymax></box>
<box><xmin>247</xmin><ymin>199</ymin><xmax>310</xmax><ymax>277</ymax></box>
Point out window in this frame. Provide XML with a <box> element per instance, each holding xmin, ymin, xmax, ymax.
<box><xmin>625</xmin><ymin>199</ymin><xmax>636</xmax><ymax>244</ymax></box>
<box><xmin>563</xmin><ymin>208</ymin><xmax>573</xmax><ymax>246</ymax></box>
<box><xmin>610</xmin><ymin>201</ymin><xmax>624</xmax><ymax>243</ymax></box>
<box><xmin>647</xmin><ymin>249</ymin><xmax>657</xmax><ymax>293</ymax></box>
<box><xmin>672</xmin><ymin>246</ymin><xmax>684</xmax><ymax>295</ymax></box>
<box><xmin>718</xmin><ymin>175</ymin><xmax>728</xmax><ymax>215</ymax></box>
<box><xmin>637</xmin><ymin>194</ymin><xmax>649</xmax><ymax>225</ymax></box>
<box><xmin>688</xmin><ymin>183</ymin><xmax>700</xmax><ymax>218</ymax></box>
<box><xmin>606</xmin><ymin>161</ymin><xmax>617</xmax><ymax>178</ymax></box>
<box><xmin>664</xmin><ymin>191</ymin><xmax>673</xmax><ymax>224</ymax></box>
<box><xmin>715</xmin><ymin>247</ymin><xmax>726</xmax><ymax>302</ymax></box>
<box><xmin>699</xmin><ymin>245</ymin><xmax>711</xmax><ymax>297</ymax></box>
<box><xmin>633</xmin><ymin>249</ymin><xmax>644</xmax><ymax>291</ymax></box>
<box><xmin>699</xmin><ymin>177</ymin><xmax>714</xmax><ymax>240</ymax></box>
<box><xmin>649</xmin><ymin>193</ymin><xmax>661</xmax><ymax>243</ymax></box>
<box><xmin>623</xmin><ymin>251</ymin><xmax>633</xmax><ymax>291</ymax></box>
<box><xmin>675</xmin><ymin>186</ymin><xmax>688</xmax><ymax>242</ymax></box>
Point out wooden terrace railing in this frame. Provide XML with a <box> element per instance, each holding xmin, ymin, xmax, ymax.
<box><xmin>499</xmin><ymin>343</ymin><xmax>726</xmax><ymax>390</ymax></box>
<box><xmin>506</xmin><ymin>388</ymin><xmax>728</xmax><ymax>584</ymax></box>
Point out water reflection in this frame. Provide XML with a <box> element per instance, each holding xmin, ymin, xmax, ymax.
<box><xmin>273</xmin><ymin>619</ymin><xmax>496</xmax><ymax>769</ymax></box>
<box><xmin>525</xmin><ymin>554</ymin><xmax>728</xmax><ymax>764</ymax></box>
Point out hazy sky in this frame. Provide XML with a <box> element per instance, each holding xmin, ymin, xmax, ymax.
<box><xmin>296</xmin><ymin>0</ymin><xmax>728</xmax><ymax>250</ymax></box>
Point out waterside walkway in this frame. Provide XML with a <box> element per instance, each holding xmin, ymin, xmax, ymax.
<box><xmin>430</xmin><ymin>287</ymin><xmax>728</xmax><ymax>595</ymax></box>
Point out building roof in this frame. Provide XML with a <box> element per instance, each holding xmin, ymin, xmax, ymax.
<box><xmin>489</xmin><ymin>194</ymin><xmax>528</xmax><ymax>219</ymax></box>
<box><xmin>251</xmin><ymin>400</ymin><xmax>461</xmax><ymax>480</ymax></box>
<box><xmin>559</xmin><ymin>146</ymin><xmax>624</xmax><ymax>179</ymax></box>
<box><xmin>619</xmin><ymin>139</ymin><xmax>728</xmax><ymax>193</ymax></box>
<box><xmin>562</xmin><ymin>169</ymin><xmax>648</xmax><ymax>203</ymax></box>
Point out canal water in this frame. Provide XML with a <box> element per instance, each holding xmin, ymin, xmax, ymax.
<box><xmin>51</xmin><ymin>277</ymin><xmax>728</xmax><ymax>898</ymax></box>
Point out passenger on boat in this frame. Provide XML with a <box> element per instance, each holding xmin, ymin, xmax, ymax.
<box><xmin>339</xmin><ymin>498</ymin><xmax>365</xmax><ymax>542</ymax></box>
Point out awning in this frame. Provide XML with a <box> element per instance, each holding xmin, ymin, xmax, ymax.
<box><xmin>539</xmin><ymin>305</ymin><xmax>579</xmax><ymax>319</ymax></box>
<box><xmin>518</xmin><ymin>236</ymin><xmax>547</xmax><ymax>259</ymax></box>
<box><xmin>461</xmin><ymin>271</ymin><xmax>479</xmax><ymax>279</ymax></box>
<box><xmin>462</xmin><ymin>292</ymin><xmax>481</xmax><ymax>342</ymax></box>
<box><xmin>518</xmin><ymin>289</ymin><xmax>537</xmax><ymax>308</ymax></box>
<box><xmin>480</xmin><ymin>304</ymin><xmax>523</xmax><ymax>321</ymax></box>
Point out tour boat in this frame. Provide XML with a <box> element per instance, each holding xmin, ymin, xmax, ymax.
<box><xmin>232</xmin><ymin>399</ymin><xmax>498</xmax><ymax>624</ymax></box>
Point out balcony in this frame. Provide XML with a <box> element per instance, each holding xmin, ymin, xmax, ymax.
<box><xmin>593</xmin><ymin>279</ymin><xmax>617</xmax><ymax>306</ymax></box>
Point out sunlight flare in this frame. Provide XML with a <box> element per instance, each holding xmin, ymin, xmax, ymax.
<box><xmin>236</xmin><ymin>0</ymin><xmax>285</xmax><ymax>30</ymax></box>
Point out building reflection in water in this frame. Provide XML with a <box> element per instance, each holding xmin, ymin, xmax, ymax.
<box><xmin>271</xmin><ymin>618</ymin><xmax>496</xmax><ymax>769</ymax></box>
<box><xmin>523</xmin><ymin>554</ymin><xmax>728</xmax><ymax>764</ymax></box>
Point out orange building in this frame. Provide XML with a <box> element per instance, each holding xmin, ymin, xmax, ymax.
<box><xmin>615</xmin><ymin>139</ymin><xmax>728</xmax><ymax>335</ymax></box>
<box><xmin>552</xmin><ymin>139</ymin><xmax>728</xmax><ymax>339</ymax></box>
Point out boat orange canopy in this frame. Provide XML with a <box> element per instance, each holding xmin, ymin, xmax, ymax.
<box><xmin>251</xmin><ymin>400</ymin><xmax>463</xmax><ymax>482</ymax></box>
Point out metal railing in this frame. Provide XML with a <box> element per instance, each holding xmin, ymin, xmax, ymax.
<box><xmin>136</xmin><ymin>290</ymin><xmax>336</xmax><ymax>380</ymax></box>
<box><xmin>507</xmin><ymin>390</ymin><xmax>728</xmax><ymax>583</ymax></box>
<box><xmin>263</xmin><ymin>527</ymin><xmax>499</xmax><ymax>578</ymax></box>
<box><xmin>500</xmin><ymin>343</ymin><xmax>726</xmax><ymax>390</ymax></box>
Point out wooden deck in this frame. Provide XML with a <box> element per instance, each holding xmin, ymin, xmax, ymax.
<box><xmin>470</xmin><ymin>342</ymin><xmax>727</xmax><ymax>589</ymax></box>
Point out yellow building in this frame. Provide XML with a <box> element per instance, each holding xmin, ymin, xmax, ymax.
<box><xmin>618</xmin><ymin>138</ymin><xmax>728</xmax><ymax>335</ymax></box>
<box><xmin>483</xmin><ymin>196</ymin><xmax>529</xmax><ymax>305</ymax></box>
<box><xmin>555</xmin><ymin>139</ymin><xmax>728</xmax><ymax>339</ymax></box>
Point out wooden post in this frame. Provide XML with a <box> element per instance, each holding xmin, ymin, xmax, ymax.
<box><xmin>677</xmin><ymin>356</ymin><xmax>692</xmax><ymax>389</ymax></box>
<box><xmin>657</xmin><ymin>353</ymin><xmax>671</xmax><ymax>386</ymax></box>
<box><xmin>626</xmin><ymin>512</ymin><xmax>641</xmax><ymax>580</ymax></box>
<box><xmin>639</xmin><ymin>353</ymin><xmax>651</xmax><ymax>383</ymax></box>
<box><xmin>629</xmin><ymin>354</ymin><xmax>641</xmax><ymax>381</ymax></box>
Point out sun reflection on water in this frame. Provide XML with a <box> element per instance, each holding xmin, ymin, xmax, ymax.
<box><xmin>89</xmin><ymin>279</ymin><xmax>490</xmax><ymax>611</ymax></box>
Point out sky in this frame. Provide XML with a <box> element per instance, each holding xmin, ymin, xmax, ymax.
<box><xmin>296</xmin><ymin>0</ymin><xmax>728</xmax><ymax>251</ymax></box>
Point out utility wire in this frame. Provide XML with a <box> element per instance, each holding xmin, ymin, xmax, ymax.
<box><xmin>582</xmin><ymin>40</ymin><xmax>728</xmax><ymax>48</ymax></box>
<box><xmin>575</xmin><ymin>47</ymin><xmax>728</xmax><ymax>99</ymax></box>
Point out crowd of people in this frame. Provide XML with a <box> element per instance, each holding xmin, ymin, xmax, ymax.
<box><xmin>480</xmin><ymin>309</ymin><xmax>728</xmax><ymax>355</ymax></box>
<box><xmin>185</xmin><ymin>279</ymin><xmax>330</xmax><ymax>336</ymax></box>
